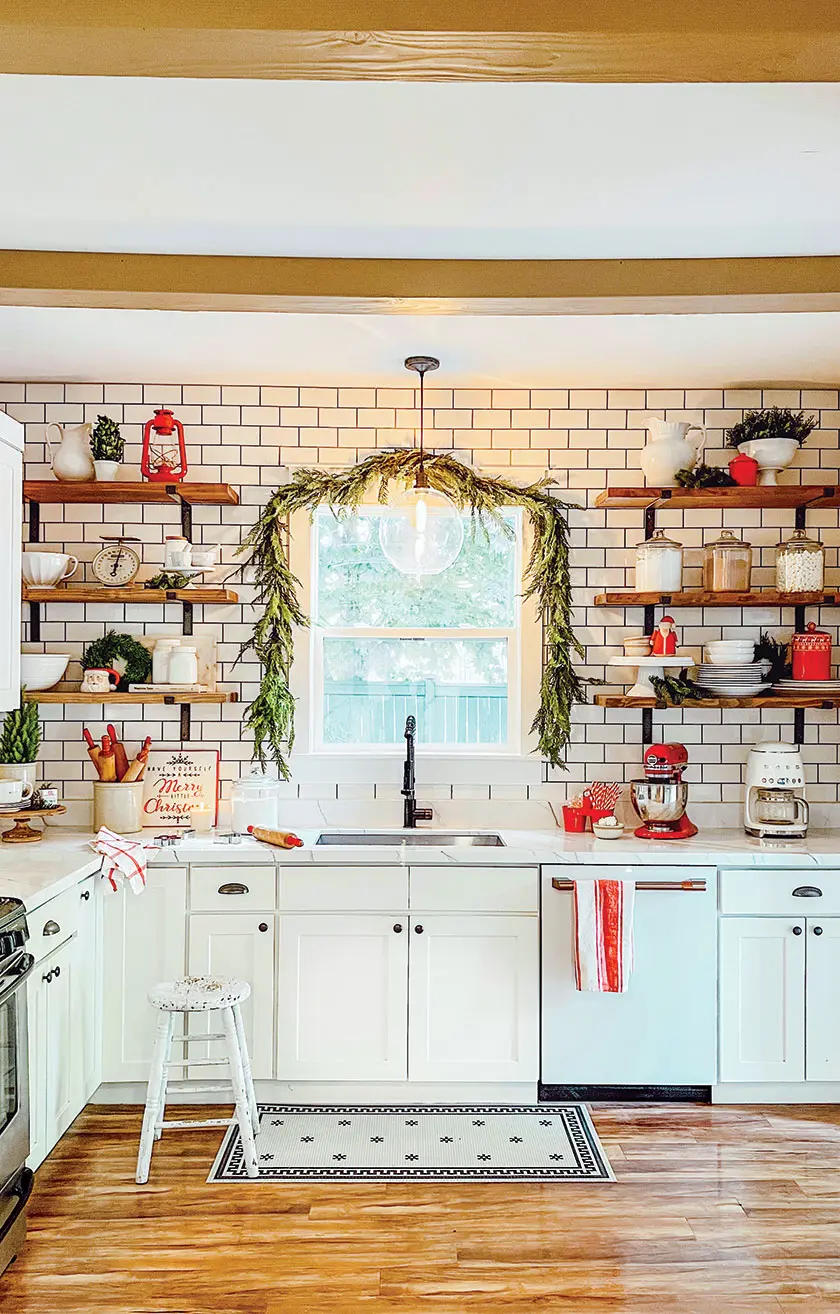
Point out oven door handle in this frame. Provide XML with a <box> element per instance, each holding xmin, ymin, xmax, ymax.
<box><xmin>0</xmin><ymin>953</ymin><xmax>35</xmax><ymax>1007</ymax></box>
<box><xmin>0</xmin><ymin>1167</ymin><xmax>34</xmax><ymax>1245</ymax></box>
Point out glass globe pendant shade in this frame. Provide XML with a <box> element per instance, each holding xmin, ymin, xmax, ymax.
<box><xmin>379</xmin><ymin>478</ymin><xmax>465</xmax><ymax>576</ymax></box>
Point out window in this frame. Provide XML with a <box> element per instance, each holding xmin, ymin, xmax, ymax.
<box><xmin>306</xmin><ymin>506</ymin><xmax>527</xmax><ymax>753</ymax></box>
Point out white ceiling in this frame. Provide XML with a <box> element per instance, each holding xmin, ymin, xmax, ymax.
<box><xmin>2</xmin><ymin>305</ymin><xmax>840</xmax><ymax>386</ymax></box>
<box><xmin>0</xmin><ymin>76</ymin><xmax>839</xmax><ymax>259</ymax></box>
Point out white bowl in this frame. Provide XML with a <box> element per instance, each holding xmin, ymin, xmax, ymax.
<box><xmin>20</xmin><ymin>653</ymin><xmax>70</xmax><ymax>691</ymax></box>
<box><xmin>593</xmin><ymin>820</ymin><xmax>625</xmax><ymax>840</ymax></box>
<box><xmin>21</xmin><ymin>552</ymin><xmax>78</xmax><ymax>587</ymax></box>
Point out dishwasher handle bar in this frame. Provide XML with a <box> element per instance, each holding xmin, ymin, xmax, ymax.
<box><xmin>551</xmin><ymin>878</ymin><xmax>707</xmax><ymax>893</ymax></box>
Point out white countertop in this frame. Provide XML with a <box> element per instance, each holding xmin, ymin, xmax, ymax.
<box><xmin>4</xmin><ymin>825</ymin><xmax>840</xmax><ymax>913</ymax></box>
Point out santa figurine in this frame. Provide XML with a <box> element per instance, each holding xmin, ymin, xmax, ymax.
<box><xmin>650</xmin><ymin>615</ymin><xmax>678</xmax><ymax>657</ymax></box>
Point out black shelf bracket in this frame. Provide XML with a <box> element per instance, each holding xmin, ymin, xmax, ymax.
<box><xmin>180</xmin><ymin>499</ymin><xmax>193</xmax><ymax>541</ymax></box>
<box><xmin>180</xmin><ymin>703</ymin><xmax>190</xmax><ymax>741</ymax></box>
<box><xmin>641</xmin><ymin>706</ymin><xmax>654</xmax><ymax>745</ymax></box>
<box><xmin>182</xmin><ymin>600</ymin><xmax>194</xmax><ymax>637</ymax></box>
<box><xmin>794</xmin><ymin>707</ymin><xmax>805</xmax><ymax>745</ymax></box>
<box><xmin>795</xmin><ymin>504</ymin><xmax>808</xmax><ymax>531</ymax></box>
<box><xmin>29</xmin><ymin>600</ymin><xmax>40</xmax><ymax>643</ymax></box>
<box><xmin>28</xmin><ymin>499</ymin><xmax>39</xmax><ymax>543</ymax></box>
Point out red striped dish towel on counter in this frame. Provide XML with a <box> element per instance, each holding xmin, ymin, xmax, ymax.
<box><xmin>90</xmin><ymin>826</ymin><xmax>158</xmax><ymax>895</ymax></box>
<box><xmin>572</xmin><ymin>877</ymin><xmax>635</xmax><ymax>992</ymax></box>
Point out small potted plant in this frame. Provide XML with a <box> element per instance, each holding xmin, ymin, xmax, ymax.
<box><xmin>90</xmin><ymin>414</ymin><xmax>124</xmax><ymax>481</ymax></box>
<box><xmin>725</xmin><ymin>407</ymin><xmax>816</xmax><ymax>486</ymax></box>
<box><xmin>0</xmin><ymin>691</ymin><xmax>41</xmax><ymax>790</ymax></box>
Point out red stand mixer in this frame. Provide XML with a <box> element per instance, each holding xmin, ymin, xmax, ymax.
<box><xmin>630</xmin><ymin>742</ymin><xmax>698</xmax><ymax>840</ymax></box>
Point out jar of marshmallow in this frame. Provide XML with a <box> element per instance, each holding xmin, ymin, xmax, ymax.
<box><xmin>775</xmin><ymin>528</ymin><xmax>825</xmax><ymax>594</ymax></box>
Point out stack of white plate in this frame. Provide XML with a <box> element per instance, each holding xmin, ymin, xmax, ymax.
<box><xmin>775</xmin><ymin>678</ymin><xmax>840</xmax><ymax>695</ymax></box>
<box><xmin>696</xmin><ymin>662</ymin><xmax>771</xmax><ymax>696</ymax></box>
<box><xmin>704</xmin><ymin>640</ymin><xmax>756</xmax><ymax>665</ymax></box>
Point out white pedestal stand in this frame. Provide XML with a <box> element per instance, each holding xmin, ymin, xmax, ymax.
<box><xmin>609</xmin><ymin>655</ymin><xmax>694</xmax><ymax>699</ymax></box>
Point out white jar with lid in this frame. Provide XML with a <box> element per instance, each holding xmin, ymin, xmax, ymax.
<box><xmin>231</xmin><ymin>772</ymin><xmax>281</xmax><ymax>833</ymax></box>
<box><xmin>164</xmin><ymin>536</ymin><xmax>191</xmax><ymax>569</ymax></box>
<box><xmin>634</xmin><ymin>529</ymin><xmax>683</xmax><ymax>592</ymax></box>
<box><xmin>152</xmin><ymin>638</ymin><xmax>180</xmax><ymax>683</ymax></box>
<box><xmin>167</xmin><ymin>643</ymin><xmax>198</xmax><ymax>685</ymax></box>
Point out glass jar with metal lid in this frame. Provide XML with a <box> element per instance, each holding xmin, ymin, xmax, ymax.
<box><xmin>702</xmin><ymin>529</ymin><xmax>752</xmax><ymax>592</ymax></box>
<box><xmin>634</xmin><ymin>529</ymin><xmax>683</xmax><ymax>593</ymax></box>
<box><xmin>775</xmin><ymin>527</ymin><xmax>825</xmax><ymax>593</ymax></box>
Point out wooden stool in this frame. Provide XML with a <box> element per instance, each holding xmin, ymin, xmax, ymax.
<box><xmin>136</xmin><ymin>975</ymin><xmax>260</xmax><ymax>1184</ymax></box>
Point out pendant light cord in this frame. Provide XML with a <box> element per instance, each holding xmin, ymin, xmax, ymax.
<box><xmin>418</xmin><ymin>366</ymin><xmax>425</xmax><ymax>473</ymax></box>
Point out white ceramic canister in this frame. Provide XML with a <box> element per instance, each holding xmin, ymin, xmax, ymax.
<box><xmin>152</xmin><ymin>638</ymin><xmax>180</xmax><ymax>683</ymax></box>
<box><xmin>168</xmin><ymin>643</ymin><xmax>198</xmax><ymax>685</ymax></box>
<box><xmin>164</xmin><ymin>536</ymin><xmax>191</xmax><ymax>569</ymax></box>
<box><xmin>93</xmin><ymin>781</ymin><xmax>144</xmax><ymax>834</ymax></box>
<box><xmin>231</xmin><ymin>773</ymin><xmax>281</xmax><ymax>833</ymax></box>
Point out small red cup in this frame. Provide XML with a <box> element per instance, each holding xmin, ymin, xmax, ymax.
<box><xmin>562</xmin><ymin>805</ymin><xmax>588</xmax><ymax>833</ymax></box>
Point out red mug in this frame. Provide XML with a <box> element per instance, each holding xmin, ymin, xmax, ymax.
<box><xmin>562</xmin><ymin>805</ymin><xmax>588</xmax><ymax>833</ymax></box>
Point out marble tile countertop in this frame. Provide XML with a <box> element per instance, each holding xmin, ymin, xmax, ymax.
<box><xmin>5</xmin><ymin>826</ymin><xmax>840</xmax><ymax>913</ymax></box>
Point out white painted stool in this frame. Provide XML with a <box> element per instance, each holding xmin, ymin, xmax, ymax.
<box><xmin>136</xmin><ymin>975</ymin><xmax>260</xmax><ymax>1184</ymax></box>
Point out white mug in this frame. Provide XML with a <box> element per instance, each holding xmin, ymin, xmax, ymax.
<box><xmin>21</xmin><ymin>552</ymin><xmax>79</xmax><ymax>588</ymax></box>
<box><xmin>0</xmin><ymin>778</ymin><xmax>34</xmax><ymax>805</ymax></box>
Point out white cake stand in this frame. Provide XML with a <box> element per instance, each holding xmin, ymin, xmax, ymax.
<box><xmin>609</xmin><ymin>654</ymin><xmax>694</xmax><ymax>699</ymax></box>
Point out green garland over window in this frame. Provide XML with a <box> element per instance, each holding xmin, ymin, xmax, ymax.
<box><xmin>237</xmin><ymin>448</ymin><xmax>585</xmax><ymax>779</ymax></box>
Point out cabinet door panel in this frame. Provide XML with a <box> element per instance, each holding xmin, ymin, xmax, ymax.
<box><xmin>408</xmin><ymin>915</ymin><xmax>538</xmax><ymax>1083</ymax></box>
<box><xmin>76</xmin><ymin>877</ymin><xmax>101</xmax><ymax>1099</ymax></box>
<box><xmin>101</xmin><ymin>868</ymin><xmax>187</xmax><ymax>1083</ymax></box>
<box><xmin>26</xmin><ymin>971</ymin><xmax>48</xmax><ymax>1171</ymax></box>
<box><xmin>45</xmin><ymin>939</ymin><xmax>79</xmax><ymax>1142</ymax></box>
<box><xmin>277</xmin><ymin>915</ymin><xmax>408</xmax><ymax>1081</ymax></box>
<box><xmin>188</xmin><ymin>914</ymin><xmax>275</xmax><ymax>1080</ymax></box>
<box><xmin>806</xmin><ymin>918</ymin><xmax>840</xmax><ymax>1081</ymax></box>
<box><xmin>719</xmin><ymin>917</ymin><xmax>805</xmax><ymax>1083</ymax></box>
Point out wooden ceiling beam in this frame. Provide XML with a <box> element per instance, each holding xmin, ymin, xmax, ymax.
<box><xmin>2</xmin><ymin>251</ymin><xmax>840</xmax><ymax>315</ymax></box>
<box><xmin>2</xmin><ymin>2</ymin><xmax>840</xmax><ymax>81</ymax></box>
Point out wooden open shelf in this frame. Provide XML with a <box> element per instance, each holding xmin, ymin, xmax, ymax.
<box><xmin>23</xmin><ymin>585</ymin><xmax>239</xmax><ymax>605</ymax></box>
<box><xmin>23</xmin><ymin>480</ymin><xmax>239</xmax><ymax>506</ymax></box>
<box><xmin>24</xmin><ymin>691</ymin><xmax>237</xmax><ymax>705</ymax></box>
<box><xmin>594</xmin><ymin>589</ymin><xmax>834</xmax><ymax>608</ymax></box>
<box><xmin>594</xmin><ymin>485</ymin><xmax>836</xmax><ymax>511</ymax></box>
<box><xmin>595</xmin><ymin>693</ymin><xmax>840</xmax><ymax>710</ymax></box>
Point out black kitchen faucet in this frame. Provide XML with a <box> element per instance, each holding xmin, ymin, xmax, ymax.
<box><xmin>402</xmin><ymin>715</ymin><xmax>433</xmax><ymax>828</ymax></box>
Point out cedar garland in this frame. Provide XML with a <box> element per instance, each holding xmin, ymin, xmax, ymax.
<box><xmin>237</xmin><ymin>449</ymin><xmax>585</xmax><ymax>778</ymax></box>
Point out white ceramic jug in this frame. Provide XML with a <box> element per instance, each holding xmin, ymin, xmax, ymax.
<box><xmin>639</xmin><ymin>418</ymin><xmax>706</xmax><ymax>487</ymax></box>
<box><xmin>46</xmin><ymin>422</ymin><xmax>95</xmax><ymax>482</ymax></box>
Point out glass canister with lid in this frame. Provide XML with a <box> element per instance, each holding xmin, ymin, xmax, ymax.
<box><xmin>776</xmin><ymin>528</ymin><xmax>825</xmax><ymax>593</ymax></box>
<box><xmin>231</xmin><ymin>771</ymin><xmax>282</xmax><ymax>834</ymax></box>
<box><xmin>634</xmin><ymin>529</ymin><xmax>683</xmax><ymax>592</ymax></box>
<box><xmin>702</xmin><ymin>529</ymin><xmax>752</xmax><ymax>592</ymax></box>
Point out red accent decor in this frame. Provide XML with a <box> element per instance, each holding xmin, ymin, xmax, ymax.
<box><xmin>728</xmin><ymin>451</ymin><xmax>760</xmax><ymax>486</ymax></box>
<box><xmin>141</xmin><ymin>408</ymin><xmax>188</xmax><ymax>482</ymax></box>
<box><xmin>792</xmin><ymin>622</ymin><xmax>832</xmax><ymax>681</ymax></box>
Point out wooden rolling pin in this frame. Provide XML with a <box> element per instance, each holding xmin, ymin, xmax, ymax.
<box><xmin>248</xmin><ymin>825</ymin><xmax>304</xmax><ymax>850</ymax></box>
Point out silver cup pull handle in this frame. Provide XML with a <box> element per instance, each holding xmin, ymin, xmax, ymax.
<box><xmin>218</xmin><ymin>882</ymin><xmax>249</xmax><ymax>896</ymax></box>
<box><xmin>43</xmin><ymin>920</ymin><xmax>61</xmax><ymax>936</ymax></box>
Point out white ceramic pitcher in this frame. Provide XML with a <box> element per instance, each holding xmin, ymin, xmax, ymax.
<box><xmin>639</xmin><ymin>418</ymin><xmax>706</xmax><ymax>487</ymax></box>
<box><xmin>46</xmin><ymin>422</ymin><xmax>95</xmax><ymax>482</ymax></box>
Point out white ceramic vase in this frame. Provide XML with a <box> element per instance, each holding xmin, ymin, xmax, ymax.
<box><xmin>94</xmin><ymin>460</ymin><xmax>121</xmax><ymax>481</ymax></box>
<box><xmin>639</xmin><ymin>418</ymin><xmax>706</xmax><ymax>487</ymax></box>
<box><xmin>46</xmin><ymin>422</ymin><xmax>95</xmax><ymax>482</ymax></box>
<box><xmin>737</xmin><ymin>437</ymin><xmax>799</xmax><ymax>486</ymax></box>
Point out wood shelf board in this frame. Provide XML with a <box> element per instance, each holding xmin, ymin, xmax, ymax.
<box><xmin>594</xmin><ymin>486</ymin><xmax>835</xmax><ymax>510</ymax></box>
<box><xmin>22</xmin><ymin>585</ymin><xmax>239</xmax><ymax>604</ymax></box>
<box><xmin>595</xmin><ymin>693</ymin><xmax>840</xmax><ymax>710</ymax></box>
<box><xmin>23</xmin><ymin>480</ymin><xmax>239</xmax><ymax>507</ymax></box>
<box><xmin>24</xmin><ymin>691</ymin><xmax>237</xmax><ymax>705</ymax></box>
<box><xmin>594</xmin><ymin>590</ymin><xmax>834</xmax><ymax>608</ymax></box>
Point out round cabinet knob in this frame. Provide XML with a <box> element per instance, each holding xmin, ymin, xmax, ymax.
<box><xmin>80</xmin><ymin>889</ymin><xmax>90</xmax><ymax>901</ymax></box>
<box><xmin>393</xmin><ymin>923</ymin><xmax>403</xmax><ymax>933</ymax></box>
<box><xmin>42</xmin><ymin>970</ymin><xmax>52</xmax><ymax>983</ymax></box>
<box><xmin>814</xmin><ymin>926</ymin><xmax>824</xmax><ymax>936</ymax></box>
<box><xmin>414</xmin><ymin>924</ymin><xmax>424</xmax><ymax>935</ymax></box>
<box><xmin>53</xmin><ymin>965</ymin><xmax>61</xmax><ymax>978</ymax></box>
<box><xmin>258</xmin><ymin>922</ymin><xmax>269</xmax><ymax>933</ymax></box>
<box><xmin>793</xmin><ymin>926</ymin><xmax>803</xmax><ymax>936</ymax></box>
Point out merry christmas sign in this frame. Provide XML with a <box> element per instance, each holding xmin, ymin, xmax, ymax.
<box><xmin>141</xmin><ymin>749</ymin><xmax>220</xmax><ymax>827</ymax></box>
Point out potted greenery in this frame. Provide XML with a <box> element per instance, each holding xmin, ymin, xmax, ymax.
<box><xmin>725</xmin><ymin>407</ymin><xmax>816</xmax><ymax>486</ymax></box>
<box><xmin>0</xmin><ymin>691</ymin><xmax>41</xmax><ymax>790</ymax></box>
<box><xmin>90</xmin><ymin>414</ymin><xmax>124</xmax><ymax>481</ymax></box>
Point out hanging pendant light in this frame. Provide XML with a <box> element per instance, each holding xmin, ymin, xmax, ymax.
<box><xmin>378</xmin><ymin>356</ymin><xmax>465</xmax><ymax>576</ymax></box>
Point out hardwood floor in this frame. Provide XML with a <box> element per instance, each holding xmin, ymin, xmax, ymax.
<box><xmin>4</xmin><ymin>1102</ymin><xmax>840</xmax><ymax>1312</ymax></box>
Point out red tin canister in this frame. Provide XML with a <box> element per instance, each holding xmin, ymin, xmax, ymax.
<box><xmin>728</xmin><ymin>451</ymin><xmax>760</xmax><ymax>486</ymax></box>
<box><xmin>792</xmin><ymin>622</ymin><xmax>832</xmax><ymax>681</ymax></box>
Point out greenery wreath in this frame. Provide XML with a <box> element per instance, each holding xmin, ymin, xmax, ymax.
<box><xmin>237</xmin><ymin>447</ymin><xmax>586</xmax><ymax>779</ymax></box>
<box><xmin>81</xmin><ymin>631</ymin><xmax>153</xmax><ymax>691</ymax></box>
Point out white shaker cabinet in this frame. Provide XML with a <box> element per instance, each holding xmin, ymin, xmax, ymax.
<box><xmin>804</xmin><ymin>918</ymin><xmax>840</xmax><ymax>1081</ymax></box>
<box><xmin>277</xmin><ymin>914</ymin><xmax>408</xmax><ymax>1082</ymax></box>
<box><xmin>719</xmin><ymin>917</ymin><xmax>806</xmax><ymax>1083</ymax></box>
<box><xmin>0</xmin><ymin>412</ymin><xmax>21</xmax><ymax>712</ymax></box>
<box><xmin>408</xmin><ymin>914</ymin><xmax>539</xmax><ymax>1083</ymax></box>
<box><xmin>28</xmin><ymin>935</ymin><xmax>80</xmax><ymax>1170</ymax></box>
<box><xmin>101</xmin><ymin>867</ymin><xmax>187</xmax><ymax>1083</ymax></box>
<box><xmin>188</xmin><ymin>913</ymin><xmax>275</xmax><ymax>1080</ymax></box>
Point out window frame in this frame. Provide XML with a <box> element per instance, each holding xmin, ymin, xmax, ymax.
<box><xmin>288</xmin><ymin>498</ymin><xmax>542</xmax><ymax>766</ymax></box>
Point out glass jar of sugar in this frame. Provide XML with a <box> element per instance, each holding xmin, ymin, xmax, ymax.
<box><xmin>633</xmin><ymin>530</ymin><xmax>683</xmax><ymax>592</ymax></box>
<box><xmin>776</xmin><ymin>529</ymin><xmax>825</xmax><ymax>594</ymax></box>
<box><xmin>702</xmin><ymin>529</ymin><xmax>752</xmax><ymax>592</ymax></box>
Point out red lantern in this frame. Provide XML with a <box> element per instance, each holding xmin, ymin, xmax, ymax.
<box><xmin>141</xmin><ymin>408</ymin><xmax>188</xmax><ymax>482</ymax></box>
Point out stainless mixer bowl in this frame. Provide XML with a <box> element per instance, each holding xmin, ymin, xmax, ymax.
<box><xmin>630</xmin><ymin>778</ymin><xmax>689</xmax><ymax>824</ymax></box>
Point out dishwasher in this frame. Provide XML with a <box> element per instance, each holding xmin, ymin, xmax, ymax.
<box><xmin>540</xmin><ymin>866</ymin><xmax>717</xmax><ymax>1095</ymax></box>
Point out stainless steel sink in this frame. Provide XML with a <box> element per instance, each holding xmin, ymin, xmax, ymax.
<box><xmin>315</xmin><ymin>831</ymin><xmax>505</xmax><ymax>847</ymax></box>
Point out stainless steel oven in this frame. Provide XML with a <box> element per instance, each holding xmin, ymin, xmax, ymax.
<box><xmin>0</xmin><ymin>898</ymin><xmax>34</xmax><ymax>1277</ymax></box>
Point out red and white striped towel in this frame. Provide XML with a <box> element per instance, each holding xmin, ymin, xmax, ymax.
<box><xmin>90</xmin><ymin>826</ymin><xmax>158</xmax><ymax>895</ymax></box>
<box><xmin>572</xmin><ymin>877</ymin><xmax>635</xmax><ymax>992</ymax></box>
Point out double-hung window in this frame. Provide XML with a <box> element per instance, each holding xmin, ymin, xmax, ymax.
<box><xmin>302</xmin><ymin>505</ymin><xmax>532</xmax><ymax>754</ymax></box>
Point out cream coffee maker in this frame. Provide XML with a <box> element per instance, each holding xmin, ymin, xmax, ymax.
<box><xmin>744</xmin><ymin>741</ymin><xmax>809</xmax><ymax>839</ymax></box>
